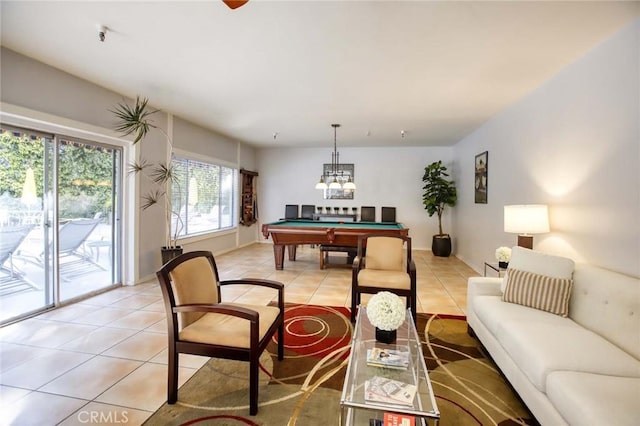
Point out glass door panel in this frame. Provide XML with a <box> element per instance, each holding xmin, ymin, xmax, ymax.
<box><xmin>57</xmin><ymin>138</ymin><xmax>121</xmax><ymax>302</ymax></box>
<box><xmin>0</xmin><ymin>127</ymin><xmax>54</xmax><ymax>323</ymax></box>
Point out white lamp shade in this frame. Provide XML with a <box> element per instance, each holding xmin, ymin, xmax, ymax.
<box><xmin>504</xmin><ymin>204</ymin><xmax>550</xmax><ymax>234</ymax></box>
<box><xmin>328</xmin><ymin>180</ymin><xmax>342</xmax><ymax>189</ymax></box>
<box><xmin>342</xmin><ymin>180</ymin><xmax>356</xmax><ymax>190</ymax></box>
<box><xmin>315</xmin><ymin>175</ymin><xmax>328</xmax><ymax>190</ymax></box>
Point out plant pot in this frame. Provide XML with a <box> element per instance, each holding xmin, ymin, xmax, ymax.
<box><xmin>498</xmin><ymin>261</ymin><xmax>509</xmax><ymax>269</ymax></box>
<box><xmin>432</xmin><ymin>234</ymin><xmax>452</xmax><ymax>257</ymax></box>
<box><xmin>161</xmin><ymin>246</ymin><xmax>183</xmax><ymax>264</ymax></box>
<box><xmin>375</xmin><ymin>327</ymin><xmax>397</xmax><ymax>344</ymax></box>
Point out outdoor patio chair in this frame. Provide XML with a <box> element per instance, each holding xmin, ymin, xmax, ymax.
<box><xmin>20</xmin><ymin>218</ymin><xmax>105</xmax><ymax>280</ymax></box>
<box><xmin>56</xmin><ymin>218</ymin><xmax>105</xmax><ymax>278</ymax></box>
<box><xmin>0</xmin><ymin>224</ymin><xmax>38</xmax><ymax>295</ymax></box>
<box><xmin>58</xmin><ymin>218</ymin><xmax>101</xmax><ymax>258</ymax></box>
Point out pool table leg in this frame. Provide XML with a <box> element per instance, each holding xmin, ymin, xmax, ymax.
<box><xmin>273</xmin><ymin>245</ymin><xmax>285</xmax><ymax>270</ymax></box>
<box><xmin>287</xmin><ymin>245</ymin><xmax>297</xmax><ymax>261</ymax></box>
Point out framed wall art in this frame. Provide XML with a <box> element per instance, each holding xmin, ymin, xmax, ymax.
<box><xmin>475</xmin><ymin>151</ymin><xmax>488</xmax><ymax>204</ymax></box>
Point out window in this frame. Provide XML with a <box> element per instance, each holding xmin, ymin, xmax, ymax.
<box><xmin>171</xmin><ymin>156</ymin><xmax>237</xmax><ymax>237</ymax></box>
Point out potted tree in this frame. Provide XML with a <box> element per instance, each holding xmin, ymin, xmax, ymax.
<box><xmin>422</xmin><ymin>160</ymin><xmax>457</xmax><ymax>257</ymax></box>
<box><xmin>111</xmin><ymin>96</ymin><xmax>184</xmax><ymax>264</ymax></box>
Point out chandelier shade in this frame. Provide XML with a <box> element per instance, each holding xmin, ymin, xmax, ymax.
<box><xmin>328</xmin><ymin>177</ymin><xmax>342</xmax><ymax>190</ymax></box>
<box><xmin>315</xmin><ymin>176</ymin><xmax>328</xmax><ymax>190</ymax></box>
<box><xmin>342</xmin><ymin>177</ymin><xmax>356</xmax><ymax>190</ymax></box>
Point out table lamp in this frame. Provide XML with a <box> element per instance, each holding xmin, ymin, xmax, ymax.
<box><xmin>504</xmin><ymin>204</ymin><xmax>550</xmax><ymax>249</ymax></box>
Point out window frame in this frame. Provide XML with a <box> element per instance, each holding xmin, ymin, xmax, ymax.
<box><xmin>171</xmin><ymin>149</ymin><xmax>238</xmax><ymax>239</ymax></box>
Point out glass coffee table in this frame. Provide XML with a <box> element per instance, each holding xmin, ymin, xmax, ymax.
<box><xmin>340</xmin><ymin>307</ymin><xmax>440</xmax><ymax>425</ymax></box>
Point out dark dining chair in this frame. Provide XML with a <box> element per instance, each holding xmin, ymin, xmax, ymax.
<box><xmin>300</xmin><ymin>204</ymin><xmax>315</xmax><ymax>219</ymax></box>
<box><xmin>360</xmin><ymin>206</ymin><xmax>376</xmax><ymax>222</ymax></box>
<box><xmin>381</xmin><ymin>207</ymin><xmax>397</xmax><ymax>223</ymax></box>
<box><xmin>284</xmin><ymin>204</ymin><xmax>299</xmax><ymax>219</ymax></box>
<box><xmin>156</xmin><ymin>250</ymin><xmax>285</xmax><ymax>415</ymax></box>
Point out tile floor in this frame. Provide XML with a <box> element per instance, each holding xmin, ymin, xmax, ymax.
<box><xmin>0</xmin><ymin>243</ymin><xmax>478</xmax><ymax>425</ymax></box>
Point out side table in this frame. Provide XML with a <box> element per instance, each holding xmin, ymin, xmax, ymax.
<box><xmin>88</xmin><ymin>240</ymin><xmax>112</xmax><ymax>264</ymax></box>
<box><xmin>484</xmin><ymin>262</ymin><xmax>507</xmax><ymax>277</ymax></box>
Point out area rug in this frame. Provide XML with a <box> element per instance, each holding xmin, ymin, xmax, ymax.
<box><xmin>144</xmin><ymin>304</ymin><xmax>535</xmax><ymax>425</ymax></box>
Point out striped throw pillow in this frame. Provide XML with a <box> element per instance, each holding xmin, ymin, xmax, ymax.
<box><xmin>502</xmin><ymin>268</ymin><xmax>573</xmax><ymax>317</ymax></box>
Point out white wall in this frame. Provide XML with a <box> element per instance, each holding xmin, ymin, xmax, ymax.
<box><xmin>453</xmin><ymin>19</ymin><xmax>640</xmax><ymax>277</ymax></box>
<box><xmin>256</xmin><ymin>146</ymin><xmax>454</xmax><ymax>250</ymax></box>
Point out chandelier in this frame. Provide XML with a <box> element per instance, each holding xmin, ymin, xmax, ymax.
<box><xmin>315</xmin><ymin>124</ymin><xmax>356</xmax><ymax>191</ymax></box>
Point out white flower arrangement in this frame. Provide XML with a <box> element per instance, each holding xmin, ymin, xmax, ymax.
<box><xmin>495</xmin><ymin>246</ymin><xmax>512</xmax><ymax>262</ymax></box>
<box><xmin>366</xmin><ymin>291</ymin><xmax>406</xmax><ymax>331</ymax></box>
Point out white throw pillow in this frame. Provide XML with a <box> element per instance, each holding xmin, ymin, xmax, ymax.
<box><xmin>500</xmin><ymin>246</ymin><xmax>575</xmax><ymax>293</ymax></box>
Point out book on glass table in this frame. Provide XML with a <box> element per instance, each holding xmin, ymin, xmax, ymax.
<box><xmin>364</xmin><ymin>376</ymin><xmax>417</xmax><ymax>406</ymax></box>
<box><xmin>384</xmin><ymin>412</ymin><xmax>416</xmax><ymax>426</ymax></box>
<box><xmin>366</xmin><ymin>347</ymin><xmax>410</xmax><ymax>370</ymax></box>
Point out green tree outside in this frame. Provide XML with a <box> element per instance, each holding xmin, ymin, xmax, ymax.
<box><xmin>0</xmin><ymin>130</ymin><xmax>115</xmax><ymax>222</ymax></box>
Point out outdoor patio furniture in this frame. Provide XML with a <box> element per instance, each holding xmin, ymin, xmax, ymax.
<box><xmin>56</xmin><ymin>218</ymin><xmax>106</xmax><ymax>278</ymax></box>
<box><xmin>21</xmin><ymin>218</ymin><xmax>106</xmax><ymax>281</ymax></box>
<box><xmin>0</xmin><ymin>225</ymin><xmax>39</xmax><ymax>296</ymax></box>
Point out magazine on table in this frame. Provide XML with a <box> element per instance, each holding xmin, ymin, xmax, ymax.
<box><xmin>366</xmin><ymin>347</ymin><xmax>410</xmax><ymax>369</ymax></box>
<box><xmin>368</xmin><ymin>413</ymin><xmax>416</xmax><ymax>426</ymax></box>
<box><xmin>364</xmin><ymin>375</ymin><xmax>417</xmax><ymax>406</ymax></box>
<box><xmin>384</xmin><ymin>412</ymin><xmax>416</xmax><ymax>426</ymax></box>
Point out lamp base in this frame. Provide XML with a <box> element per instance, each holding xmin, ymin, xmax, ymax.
<box><xmin>517</xmin><ymin>235</ymin><xmax>533</xmax><ymax>250</ymax></box>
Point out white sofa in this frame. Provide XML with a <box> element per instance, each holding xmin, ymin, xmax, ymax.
<box><xmin>466</xmin><ymin>247</ymin><xmax>640</xmax><ymax>425</ymax></box>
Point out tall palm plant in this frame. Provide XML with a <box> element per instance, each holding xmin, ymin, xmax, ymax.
<box><xmin>111</xmin><ymin>96</ymin><xmax>183</xmax><ymax>251</ymax></box>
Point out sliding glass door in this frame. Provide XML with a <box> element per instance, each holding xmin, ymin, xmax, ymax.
<box><xmin>0</xmin><ymin>125</ymin><xmax>122</xmax><ymax>324</ymax></box>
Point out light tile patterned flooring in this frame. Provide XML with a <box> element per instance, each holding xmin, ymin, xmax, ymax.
<box><xmin>0</xmin><ymin>243</ymin><xmax>478</xmax><ymax>425</ymax></box>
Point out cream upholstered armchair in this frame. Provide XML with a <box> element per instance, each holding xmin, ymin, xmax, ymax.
<box><xmin>156</xmin><ymin>250</ymin><xmax>284</xmax><ymax>415</ymax></box>
<box><xmin>351</xmin><ymin>234</ymin><xmax>416</xmax><ymax>322</ymax></box>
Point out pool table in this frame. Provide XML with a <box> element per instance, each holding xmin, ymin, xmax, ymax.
<box><xmin>261</xmin><ymin>220</ymin><xmax>409</xmax><ymax>270</ymax></box>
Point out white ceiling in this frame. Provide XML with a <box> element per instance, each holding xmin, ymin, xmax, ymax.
<box><xmin>1</xmin><ymin>1</ymin><xmax>638</xmax><ymax>148</ymax></box>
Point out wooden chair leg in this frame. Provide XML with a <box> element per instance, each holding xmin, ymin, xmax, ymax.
<box><xmin>410</xmin><ymin>300</ymin><xmax>417</xmax><ymax>323</ymax></box>
<box><xmin>350</xmin><ymin>288</ymin><xmax>358</xmax><ymax>322</ymax></box>
<box><xmin>168</xmin><ymin>347</ymin><xmax>178</xmax><ymax>404</ymax></box>
<box><xmin>278</xmin><ymin>322</ymin><xmax>284</xmax><ymax>360</ymax></box>
<box><xmin>410</xmin><ymin>292</ymin><xmax>417</xmax><ymax>322</ymax></box>
<box><xmin>350</xmin><ymin>291</ymin><xmax>356</xmax><ymax>322</ymax></box>
<box><xmin>249</xmin><ymin>356</ymin><xmax>259</xmax><ymax>415</ymax></box>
